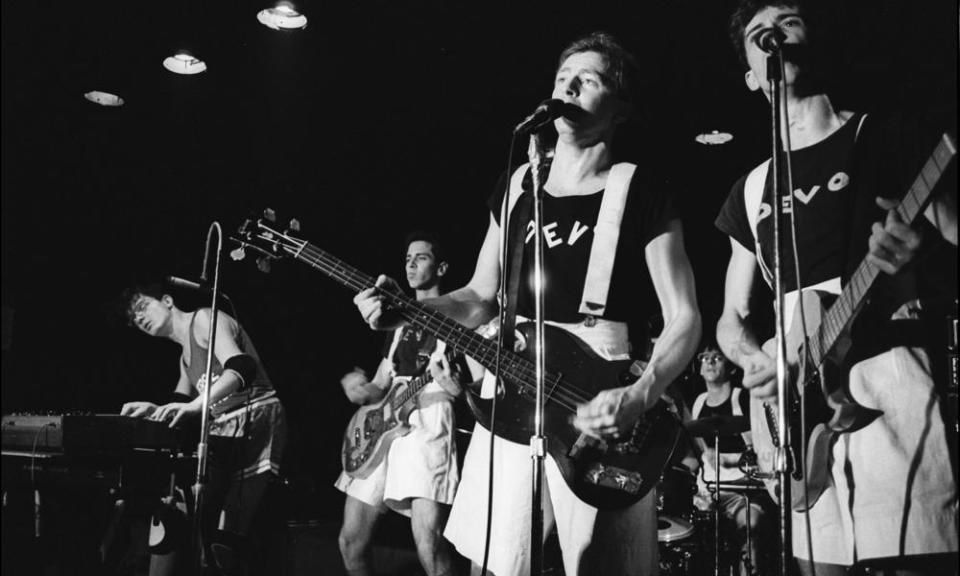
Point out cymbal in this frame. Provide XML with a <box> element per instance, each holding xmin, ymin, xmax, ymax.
<box><xmin>684</xmin><ymin>415</ymin><xmax>750</xmax><ymax>437</ymax></box>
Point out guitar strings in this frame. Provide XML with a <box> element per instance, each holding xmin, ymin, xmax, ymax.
<box><xmin>289</xmin><ymin>241</ymin><xmax>595</xmax><ymax>411</ymax></box>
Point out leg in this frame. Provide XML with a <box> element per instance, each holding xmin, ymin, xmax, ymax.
<box><xmin>796</xmin><ymin>559</ymin><xmax>849</xmax><ymax>576</ymax></box>
<box><xmin>410</xmin><ymin>498</ymin><xmax>457</xmax><ymax>576</ymax></box>
<box><xmin>339</xmin><ymin>495</ymin><xmax>384</xmax><ymax>576</ymax></box>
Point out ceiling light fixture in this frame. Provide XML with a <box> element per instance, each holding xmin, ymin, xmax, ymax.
<box><xmin>695</xmin><ymin>130</ymin><xmax>734</xmax><ymax>146</ymax></box>
<box><xmin>257</xmin><ymin>3</ymin><xmax>308</xmax><ymax>30</ymax></box>
<box><xmin>83</xmin><ymin>90</ymin><xmax>125</xmax><ymax>107</ymax></box>
<box><xmin>162</xmin><ymin>51</ymin><xmax>207</xmax><ymax>75</ymax></box>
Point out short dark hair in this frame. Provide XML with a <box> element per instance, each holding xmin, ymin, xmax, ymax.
<box><xmin>728</xmin><ymin>0</ymin><xmax>803</xmax><ymax>68</ymax></box>
<box><xmin>557</xmin><ymin>31</ymin><xmax>639</xmax><ymax>112</ymax></box>
<box><xmin>121</xmin><ymin>281</ymin><xmax>166</xmax><ymax>326</ymax></box>
<box><xmin>403</xmin><ymin>230</ymin><xmax>444</xmax><ymax>264</ymax></box>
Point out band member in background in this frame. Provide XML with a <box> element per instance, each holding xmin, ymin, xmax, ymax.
<box><xmin>353</xmin><ymin>32</ymin><xmax>700</xmax><ymax>576</ymax></box>
<box><xmin>121</xmin><ymin>280</ymin><xmax>287</xmax><ymax>576</ymax></box>
<box><xmin>336</xmin><ymin>231</ymin><xmax>478</xmax><ymax>576</ymax></box>
<box><xmin>717</xmin><ymin>1</ymin><xmax>958</xmax><ymax>574</ymax></box>
<box><xmin>687</xmin><ymin>343</ymin><xmax>767</xmax><ymax>576</ymax></box>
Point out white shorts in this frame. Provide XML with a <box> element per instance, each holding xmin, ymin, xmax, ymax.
<box><xmin>792</xmin><ymin>344</ymin><xmax>958</xmax><ymax>564</ymax></box>
<box><xmin>443</xmin><ymin>318</ymin><xmax>658</xmax><ymax>576</ymax></box>
<box><xmin>335</xmin><ymin>385</ymin><xmax>459</xmax><ymax>517</ymax></box>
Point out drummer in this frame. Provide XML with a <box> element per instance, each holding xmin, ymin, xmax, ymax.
<box><xmin>688</xmin><ymin>342</ymin><xmax>767</xmax><ymax>576</ymax></box>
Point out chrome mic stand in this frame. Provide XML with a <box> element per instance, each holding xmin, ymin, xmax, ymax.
<box><xmin>766</xmin><ymin>45</ymin><xmax>796</xmax><ymax>575</ymax></box>
<box><xmin>191</xmin><ymin>221</ymin><xmax>224</xmax><ymax>571</ymax></box>
<box><xmin>527</xmin><ymin>132</ymin><xmax>549</xmax><ymax>576</ymax></box>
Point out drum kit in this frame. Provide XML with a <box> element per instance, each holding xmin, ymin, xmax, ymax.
<box><xmin>657</xmin><ymin>415</ymin><xmax>770</xmax><ymax>576</ymax></box>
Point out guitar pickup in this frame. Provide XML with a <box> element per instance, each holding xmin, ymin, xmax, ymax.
<box><xmin>583</xmin><ymin>463</ymin><xmax>643</xmax><ymax>494</ymax></box>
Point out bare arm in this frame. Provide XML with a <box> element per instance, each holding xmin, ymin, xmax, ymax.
<box><xmin>342</xmin><ymin>357</ymin><xmax>394</xmax><ymax>405</ymax></box>
<box><xmin>632</xmin><ymin>220</ymin><xmax>701</xmax><ymax>408</ymax></box>
<box><xmin>121</xmin><ymin>356</ymin><xmax>193</xmax><ymax>418</ymax></box>
<box><xmin>716</xmin><ymin>238</ymin><xmax>776</xmax><ymax>399</ymax></box>
<box><xmin>573</xmin><ymin>220</ymin><xmax>702</xmax><ymax>437</ymax></box>
<box><xmin>355</xmin><ymin>215</ymin><xmax>502</xmax><ymax>331</ymax></box>
<box><xmin>155</xmin><ymin>310</ymin><xmax>248</xmax><ymax>426</ymax></box>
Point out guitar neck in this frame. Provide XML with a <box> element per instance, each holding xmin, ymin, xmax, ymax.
<box><xmin>811</xmin><ymin>134</ymin><xmax>957</xmax><ymax>365</ymax></box>
<box><xmin>392</xmin><ymin>373</ymin><xmax>432</xmax><ymax>408</ymax></box>
<box><xmin>286</xmin><ymin>242</ymin><xmax>556</xmax><ymax>402</ymax></box>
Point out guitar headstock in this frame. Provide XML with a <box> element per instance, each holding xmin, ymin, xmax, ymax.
<box><xmin>230</xmin><ymin>208</ymin><xmax>304</xmax><ymax>273</ymax></box>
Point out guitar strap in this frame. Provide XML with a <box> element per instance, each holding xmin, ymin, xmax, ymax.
<box><xmin>500</xmin><ymin>165</ymin><xmax>535</xmax><ymax>349</ymax></box>
<box><xmin>743</xmin><ymin>114</ymin><xmax>869</xmax><ymax>291</ymax></box>
<box><xmin>502</xmin><ymin>162</ymin><xmax>636</xmax><ymax>329</ymax></box>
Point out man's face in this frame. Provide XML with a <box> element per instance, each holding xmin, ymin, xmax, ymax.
<box><xmin>129</xmin><ymin>294</ymin><xmax>172</xmax><ymax>337</ymax></box>
<box><xmin>699</xmin><ymin>349</ymin><xmax>730</xmax><ymax>384</ymax></box>
<box><xmin>742</xmin><ymin>5</ymin><xmax>809</xmax><ymax>95</ymax></box>
<box><xmin>552</xmin><ymin>50</ymin><xmax>624</xmax><ymax>139</ymax></box>
<box><xmin>405</xmin><ymin>240</ymin><xmax>444</xmax><ymax>290</ymax></box>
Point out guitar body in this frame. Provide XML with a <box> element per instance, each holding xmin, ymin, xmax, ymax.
<box><xmin>465</xmin><ymin>322</ymin><xmax>682</xmax><ymax>510</ymax></box>
<box><xmin>756</xmin><ymin>290</ymin><xmax>883</xmax><ymax>511</ymax></box>
<box><xmin>341</xmin><ymin>379</ymin><xmax>418</xmax><ymax>479</ymax></box>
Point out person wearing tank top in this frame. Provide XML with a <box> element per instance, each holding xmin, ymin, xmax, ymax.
<box><xmin>121</xmin><ymin>280</ymin><xmax>287</xmax><ymax>576</ymax></box>
<box><xmin>717</xmin><ymin>2</ymin><xmax>957</xmax><ymax>574</ymax></box>
<box><xmin>688</xmin><ymin>344</ymin><xmax>768</xmax><ymax>576</ymax></box>
<box><xmin>335</xmin><ymin>232</ymin><xmax>480</xmax><ymax>576</ymax></box>
<box><xmin>353</xmin><ymin>32</ymin><xmax>701</xmax><ymax>576</ymax></box>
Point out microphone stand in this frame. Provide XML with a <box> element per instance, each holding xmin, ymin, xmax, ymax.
<box><xmin>191</xmin><ymin>221</ymin><xmax>224</xmax><ymax>572</ymax></box>
<box><xmin>767</xmin><ymin>48</ymin><xmax>794</xmax><ymax>575</ymax></box>
<box><xmin>527</xmin><ymin>132</ymin><xmax>549</xmax><ymax>576</ymax></box>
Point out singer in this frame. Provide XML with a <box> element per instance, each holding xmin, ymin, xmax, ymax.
<box><xmin>120</xmin><ymin>278</ymin><xmax>288</xmax><ymax>576</ymax></box>
<box><xmin>353</xmin><ymin>31</ymin><xmax>700</xmax><ymax>575</ymax></box>
<box><xmin>717</xmin><ymin>1</ymin><xmax>957</xmax><ymax>574</ymax></box>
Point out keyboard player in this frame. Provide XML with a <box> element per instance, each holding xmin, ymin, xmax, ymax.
<box><xmin>120</xmin><ymin>279</ymin><xmax>287</xmax><ymax>576</ymax></box>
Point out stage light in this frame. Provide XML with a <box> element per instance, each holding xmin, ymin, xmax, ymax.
<box><xmin>83</xmin><ymin>90</ymin><xmax>125</xmax><ymax>107</ymax></box>
<box><xmin>257</xmin><ymin>2</ymin><xmax>308</xmax><ymax>30</ymax></box>
<box><xmin>162</xmin><ymin>51</ymin><xmax>207</xmax><ymax>75</ymax></box>
<box><xmin>695</xmin><ymin>130</ymin><xmax>734</xmax><ymax>145</ymax></box>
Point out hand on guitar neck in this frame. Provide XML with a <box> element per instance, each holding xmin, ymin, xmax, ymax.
<box><xmin>866</xmin><ymin>196</ymin><xmax>927</xmax><ymax>275</ymax></box>
<box><xmin>354</xmin><ymin>275</ymin><xmax>406</xmax><ymax>331</ymax></box>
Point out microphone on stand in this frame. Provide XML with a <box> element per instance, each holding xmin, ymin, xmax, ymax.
<box><xmin>755</xmin><ymin>27</ymin><xmax>786</xmax><ymax>54</ymax></box>
<box><xmin>513</xmin><ymin>98</ymin><xmax>565</xmax><ymax>134</ymax></box>
<box><xmin>166</xmin><ymin>276</ymin><xmax>209</xmax><ymax>292</ymax></box>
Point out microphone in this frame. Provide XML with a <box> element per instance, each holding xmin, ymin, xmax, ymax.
<box><xmin>513</xmin><ymin>98</ymin><xmax>565</xmax><ymax>134</ymax></box>
<box><xmin>166</xmin><ymin>275</ymin><xmax>208</xmax><ymax>292</ymax></box>
<box><xmin>755</xmin><ymin>27</ymin><xmax>786</xmax><ymax>54</ymax></box>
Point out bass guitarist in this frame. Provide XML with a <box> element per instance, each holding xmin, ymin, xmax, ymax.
<box><xmin>717</xmin><ymin>1</ymin><xmax>958</xmax><ymax>574</ymax></box>
<box><xmin>336</xmin><ymin>231</ymin><xmax>478</xmax><ymax>576</ymax></box>
<box><xmin>353</xmin><ymin>31</ymin><xmax>701</xmax><ymax>576</ymax></box>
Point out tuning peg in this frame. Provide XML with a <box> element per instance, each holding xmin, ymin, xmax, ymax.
<box><xmin>289</xmin><ymin>219</ymin><xmax>301</xmax><ymax>232</ymax></box>
<box><xmin>229</xmin><ymin>246</ymin><xmax>247</xmax><ymax>261</ymax></box>
<box><xmin>256</xmin><ymin>256</ymin><xmax>272</xmax><ymax>274</ymax></box>
<box><xmin>264</xmin><ymin>208</ymin><xmax>277</xmax><ymax>223</ymax></box>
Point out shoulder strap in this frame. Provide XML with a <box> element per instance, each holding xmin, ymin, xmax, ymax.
<box><xmin>500</xmin><ymin>164</ymin><xmax>533</xmax><ymax>348</ymax></box>
<box><xmin>578</xmin><ymin>162</ymin><xmax>637</xmax><ymax>318</ymax></box>
<box><xmin>692</xmin><ymin>392</ymin><xmax>708</xmax><ymax>419</ymax></box>
<box><xmin>385</xmin><ymin>327</ymin><xmax>405</xmax><ymax>376</ymax></box>
<box><xmin>744</xmin><ymin>160</ymin><xmax>775</xmax><ymax>288</ymax></box>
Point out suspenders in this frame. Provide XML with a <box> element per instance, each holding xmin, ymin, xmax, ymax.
<box><xmin>503</xmin><ymin>162</ymin><xmax>637</xmax><ymax>323</ymax></box>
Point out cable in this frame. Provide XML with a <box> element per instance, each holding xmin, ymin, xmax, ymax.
<box><xmin>480</xmin><ymin>129</ymin><xmax>519</xmax><ymax>576</ymax></box>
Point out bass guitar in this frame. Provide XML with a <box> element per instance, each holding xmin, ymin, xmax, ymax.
<box><xmin>342</xmin><ymin>372</ymin><xmax>435</xmax><ymax>479</ymax></box>
<box><xmin>232</xmin><ymin>213</ymin><xmax>682</xmax><ymax>509</ymax></box>
<box><xmin>753</xmin><ymin>133</ymin><xmax>957</xmax><ymax>510</ymax></box>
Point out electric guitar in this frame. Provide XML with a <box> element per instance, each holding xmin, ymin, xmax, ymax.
<box><xmin>232</xmin><ymin>213</ymin><xmax>682</xmax><ymax>509</ymax></box>
<box><xmin>341</xmin><ymin>371</ymin><xmax>435</xmax><ymax>479</ymax></box>
<box><xmin>753</xmin><ymin>133</ymin><xmax>957</xmax><ymax>511</ymax></box>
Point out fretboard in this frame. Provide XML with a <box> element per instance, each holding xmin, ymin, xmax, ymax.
<box><xmin>809</xmin><ymin>133</ymin><xmax>957</xmax><ymax>366</ymax></box>
<box><xmin>282</xmin><ymin>241</ymin><xmax>590</xmax><ymax>411</ymax></box>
